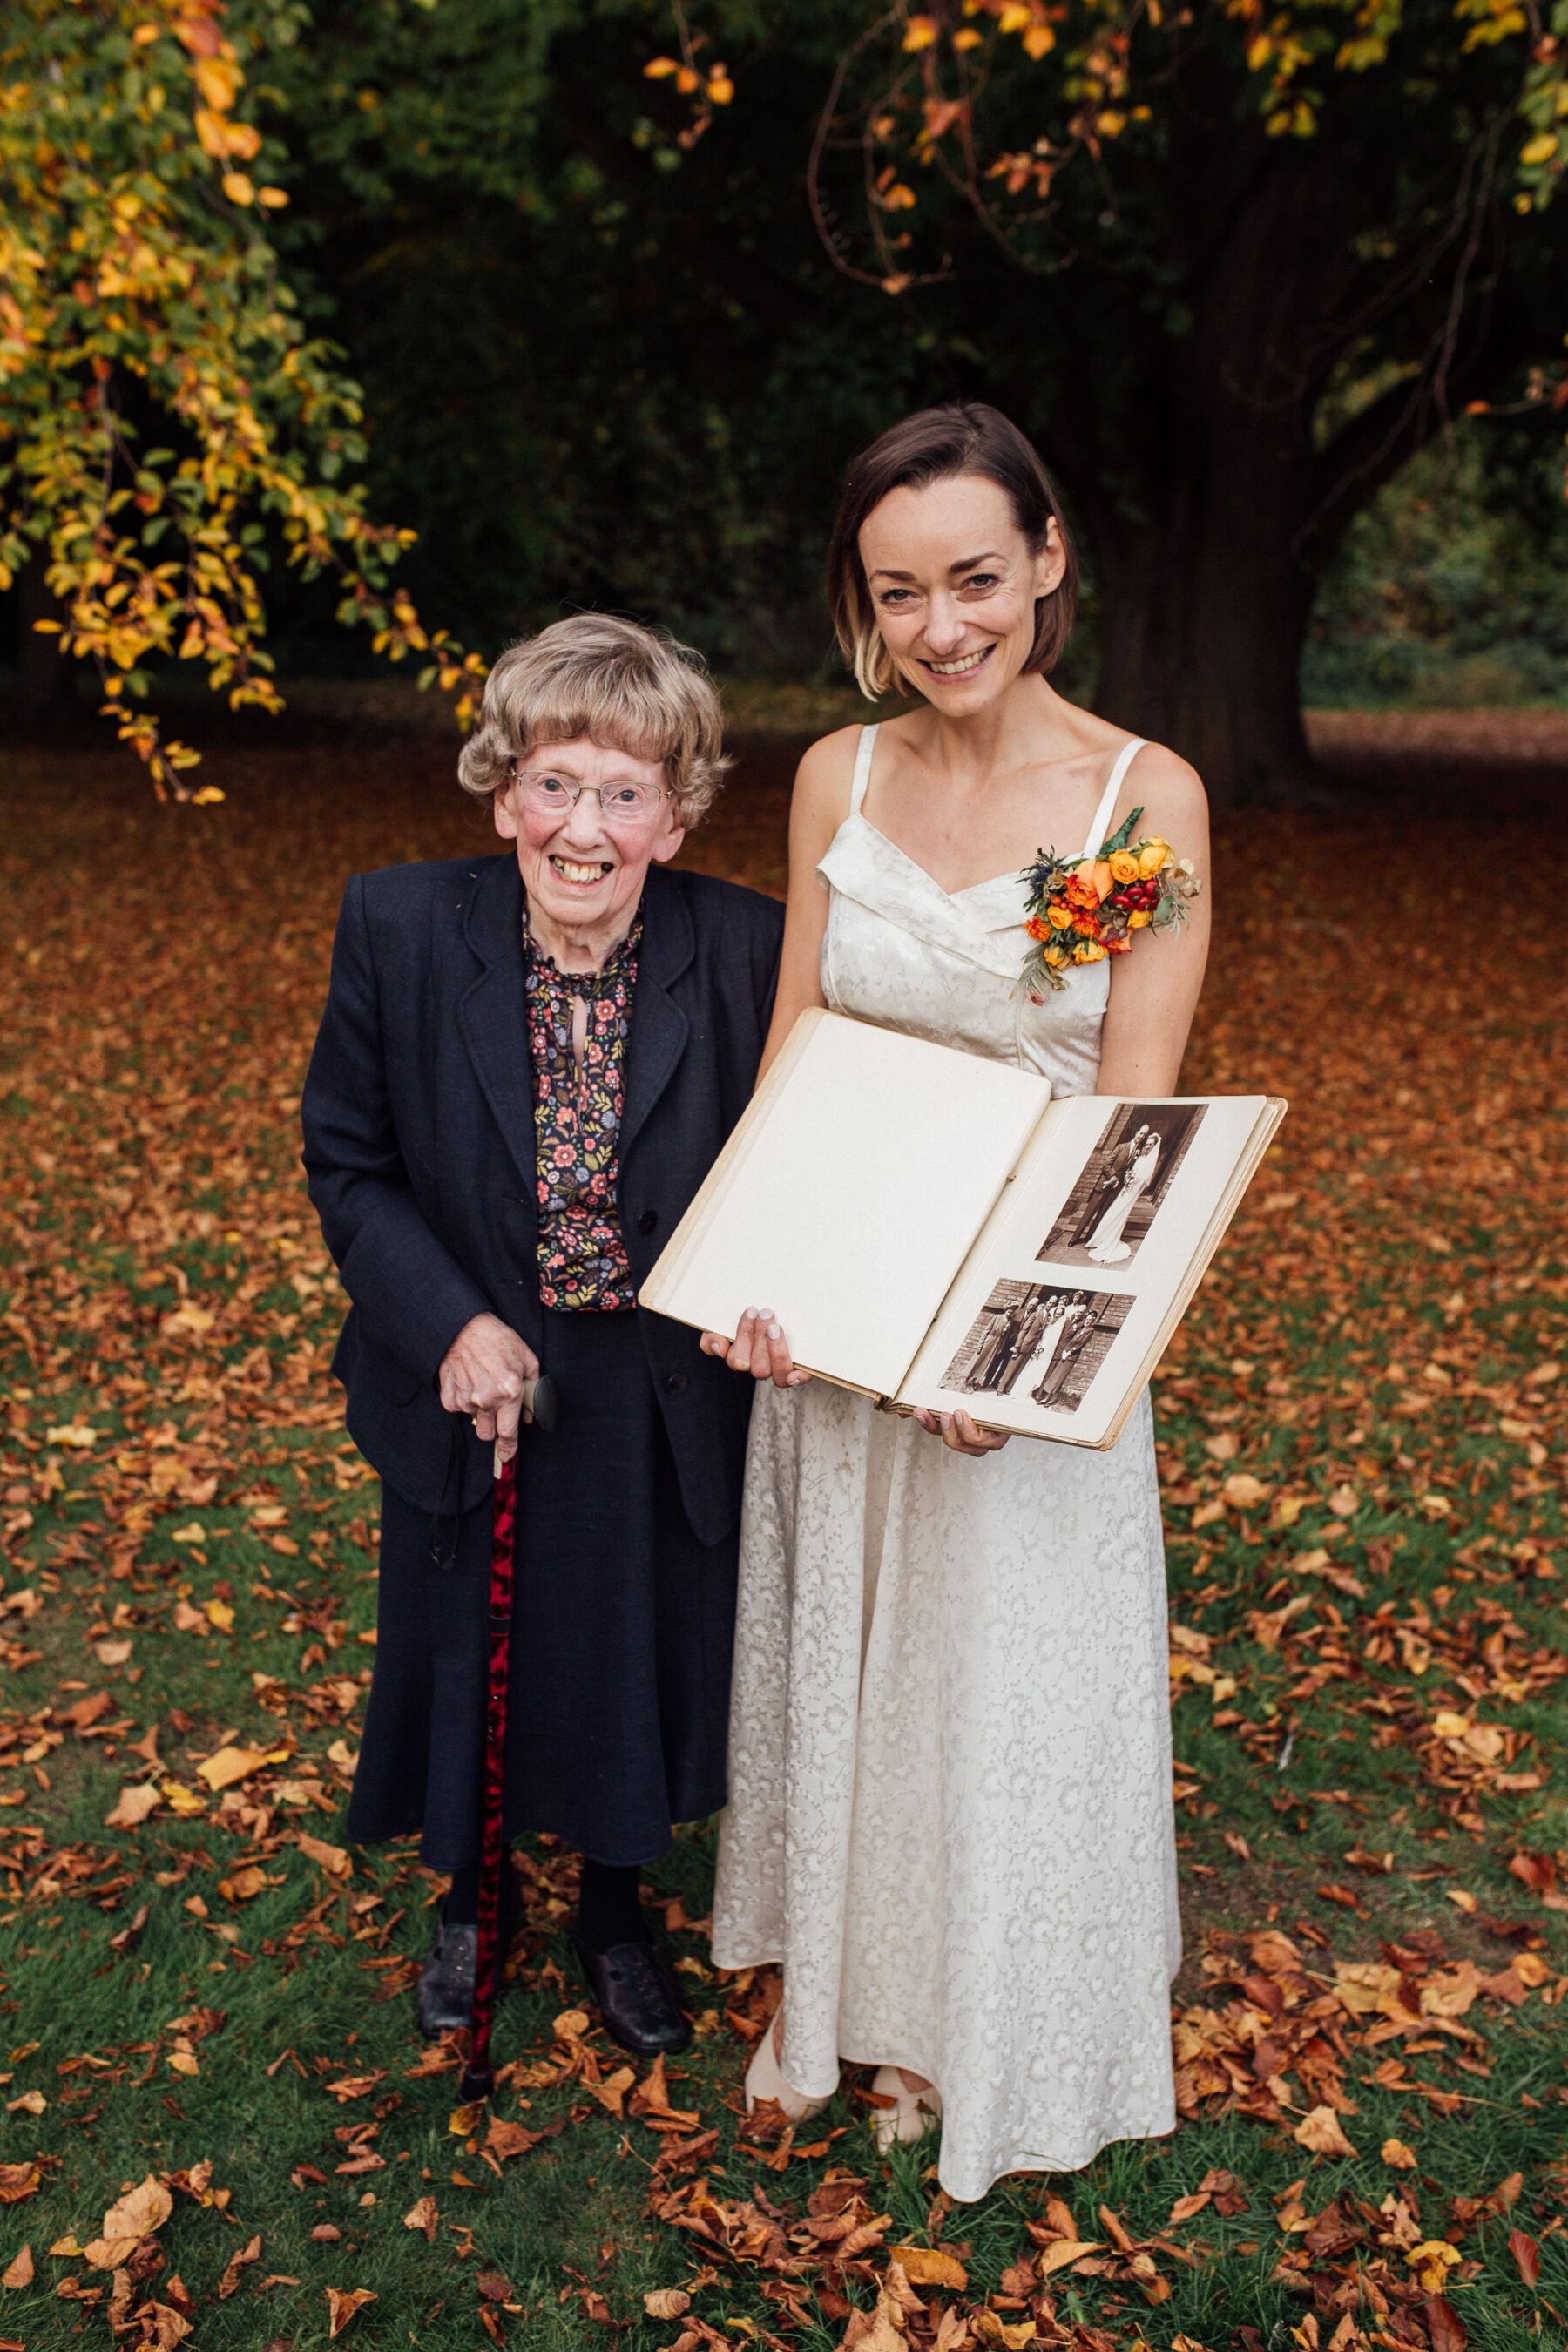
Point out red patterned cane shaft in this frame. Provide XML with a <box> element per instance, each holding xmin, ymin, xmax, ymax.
<box><xmin>460</xmin><ymin>1444</ymin><xmax>517</xmax><ymax>2102</ymax></box>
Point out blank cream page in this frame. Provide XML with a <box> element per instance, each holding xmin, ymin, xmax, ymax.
<box><xmin>640</xmin><ymin>1010</ymin><xmax>1051</xmax><ymax>1398</ymax></box>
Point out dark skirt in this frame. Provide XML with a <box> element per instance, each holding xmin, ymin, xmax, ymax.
<box><xmin>346</xmin><ymin>1307</ymin><xmax>739</xmax><ymax>1869</ymax></box>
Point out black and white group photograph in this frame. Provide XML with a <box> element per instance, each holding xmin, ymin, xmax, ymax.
<box><xmin>942</xmin><ymin>1279</ymin><xmax>1135</xmax><ymax>1416</ymax></box>
<box><xmin>1037</xmin><ymin>1101</ymin><xmax>1208</xmax><ymax>1269</ymax></box>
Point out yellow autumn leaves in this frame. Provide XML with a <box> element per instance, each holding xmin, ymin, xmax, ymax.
<box><xmin>0</xmin><ymin>0</ymin><xmax>459</xmax><ymax>796</ymax></box>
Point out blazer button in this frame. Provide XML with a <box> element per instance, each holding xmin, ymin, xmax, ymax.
<box><xmin>637</xmin><ymin>1209</ymin><xmax>659</xmax><ymax>1236</ymax></box>
<box><xmin>664</xmin><ymin>1371</ymin><xmax>689</xmax><ymax>1397</ymax></box>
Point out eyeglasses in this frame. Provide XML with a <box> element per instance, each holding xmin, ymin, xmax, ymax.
<box><xmin>509</xmin><ymin>764</ymin><xmax>672</xmax><ymax>824</ymax></box>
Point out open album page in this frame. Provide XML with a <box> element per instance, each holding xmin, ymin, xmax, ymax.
<box><xmin>640</xmin><ymin>1009</ymin><xmax>1051</xmax><ymax>1400</ymax></box>
<box><xmin>895</xmin><ymin>1094</ymin><xmax>1279</xmax><ymax>1448</ymax></box>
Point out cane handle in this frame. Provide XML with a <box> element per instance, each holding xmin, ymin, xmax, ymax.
<box><xmin>523</xmin><ymin>1373</ymin><xmax>559</xmax><ymax>1433</ymax></box>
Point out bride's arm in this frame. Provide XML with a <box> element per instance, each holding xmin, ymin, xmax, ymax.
<box><xmin>1095</xmin><ymin>745</ymin><xmax>1211</xmax><ymax>1097</ymax></box>
<box><xmin>755</xmin><ymin>727</ymin><xmax>859</xmax><ymax>1082</ymax></box>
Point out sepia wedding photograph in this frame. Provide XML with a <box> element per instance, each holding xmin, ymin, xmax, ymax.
<box><xmin>941</xmin><ymin>1279</ymin><xmax>1135</xmax><ymax>1415</ymax></box>
<box><xmin>1037</xmin><ymin>1100</ymin><xmax>1208</xmax><ymax>1268</ymax></box>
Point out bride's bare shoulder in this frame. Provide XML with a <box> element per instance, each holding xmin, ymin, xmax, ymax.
<box><xmin>793</xmin><ymin>722</ymin><xmax>867</xmax><ymax>821</ymax></box>
<box><xmin>1123</xmin><ymin>737</ymin><xmax>1206</xmax><ymax>828</ymax></box>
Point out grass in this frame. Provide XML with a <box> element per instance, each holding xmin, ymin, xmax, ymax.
<box><xmin>0</xmin><ymin>720</ymin><xmax>1564</xmax><ymax>2349</ymax></box>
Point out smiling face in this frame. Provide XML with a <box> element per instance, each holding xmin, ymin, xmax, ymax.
<box><xmin>493</xmin><ymin>733</ymin><xmax>686</xmax><ymax>969</ymax></box>
<box><xmin>856</xmin><ymin>472</ymin><xmax>1064</xmax><ymax>711</ymax></box>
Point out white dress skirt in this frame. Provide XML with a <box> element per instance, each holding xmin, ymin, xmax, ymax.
<box><xmin>712</xmin><ymin>727</ymin><xmax>1181</xmax><ymax>2202</ymax></box>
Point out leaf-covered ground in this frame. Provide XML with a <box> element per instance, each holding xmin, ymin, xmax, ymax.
<box><xmin>0</xmin><ymin>720</ymin><xmax>1565</xmax><ymax>2352</ymax></box>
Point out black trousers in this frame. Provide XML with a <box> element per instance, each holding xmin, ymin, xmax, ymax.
<box><xmin>346</xmin><ymin>1308</ymin><xmax>740</xmax><ymax>1870</ymax></box>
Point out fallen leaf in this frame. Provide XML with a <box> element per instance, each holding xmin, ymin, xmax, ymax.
<box><xmin>103</xmin><ymin>2176</ymin><xmax>173</xmax><ymax>2243</ymax></box>
<box><xmin>326</xmin><ymin>2287</ymin><xmax>375</xmax><ymax>2338</ymax></box>
<box><xmin>449</xmin><ymin>2100</ymin><xmax>486</xmax><ymax>2138</ymax></box>
<box><xmin>1294</xmin><ymin>2106</ymin><xmax>1357</xmax><ymax>2158</ymax></box>
<box><xmin>585</xmin><ymin>2065</ymin><xmax>636</xmax><ymax>2117</ymax></box>
<box><xmin>217</xmin><ymin>2234</ymin><xmax>261</xmax><ymax>2298</ymax></box>
<box><xmin>0</xmin><ymin>2171</ymin><xmax>39</xmax><ymax>2207</ymax></box>
<box><xmin>94</xmin><ymin>1640</ymin><xmax>132</xmax><ymax>1666</ymax></box>
<box><xmin>1381</xmin><ymin>2139</ymin><xmax>1418</xmax><ymax>2170</ymax></box>
<box><xmin>324</xmin><ymin>2072</ymin><xmax>385</xmax><ymax>2103</ymax></box>
<box><xmin>889</xmin><ymin>2245</ymin><xmax>967</xmax><ymax>2289</ymax></box>
<box><xmin>1037</xmin><ymin>2239</ymin><xmax>1104</xmax><ymax>2276</ymax></box>
<box><xmin>196</xmin><ymin>1746</ymin><xmax>269</xmax><ymax>1792</ymax></box>
<box><xmin>3</xmin><ymin>2094</ymin><xmax>44</xmax><ymax>2119</ymax></box>
<box><xmin>296</xmin><ymin>1832</ymin><xmax>351</xmax><ymax>1876</ymax></box>
<box><xmin>402</xmin><ymin>2196</ymin><xmax>437</xmax><ymax>2240</ymax></box>
<box><xmin>0</xmin><ymin>2247</ymin><xmax>31</xmax><ymax>2289</ymax></box>
<box><xmin>1407</xmin><ymin>2240</ymin><xmax>1461</xmax><ymax>2294</ymax></box>
<box><xmin>1221</xmin><ymin>1472</ymin><xmax>1272</xmax><ymax>1506</ymax></box>
<box><xmin>105</xmin><ymin>1783</ymin><xmax>162</xmax><ymax>1830</ymax></box>
<box><xmin>644</xmin><ymin>2287</ymin><xmax>690</xmax><ymax>2319</ymax></box>
<box><xmin>1509</xmin><ymin>2228</ymin><xmax>1541</xmax><ymax>2286</ymax></box>
<box><xmin>205</xmin><ymin>1599</ymin><xmax>235</xmax><ymax>1632</ymax></box>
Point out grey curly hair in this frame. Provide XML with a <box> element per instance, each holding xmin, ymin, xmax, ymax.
<box><xmin>457</xmin><ymin>614</ymin><xmax>731</xmax><ymax>826</ymax></box>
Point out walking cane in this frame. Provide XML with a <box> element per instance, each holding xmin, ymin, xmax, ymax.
<box><xmin>459</xmin><ymin>1371</ymin><xmax>558</xmax><ymax>2105</ymax></box>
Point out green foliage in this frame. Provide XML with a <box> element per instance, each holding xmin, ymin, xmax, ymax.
<box><xmin>1307</xmin><ymin>416</ymin><xmax>1568</xmax><ymax>706</ymax></box>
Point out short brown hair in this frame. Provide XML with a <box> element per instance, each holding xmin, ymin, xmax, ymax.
<box><xmin>457</xmin><ymin>613</ymin><xmax>731</xmax><ymax>825</ymax></box>
<box><xmin>826</xmin><ymin>402</ymin><xmax>1078</xmax><ymax>700</ymax></box>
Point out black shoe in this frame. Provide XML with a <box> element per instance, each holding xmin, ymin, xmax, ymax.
<box><xmin>571</xmin><ymin>1934</ymin><xmax>692</xmax><ymax>2055</ymax></box>
<box><xmin>418</xmin><ymin>1918</ymin><xmax>477</xmax><ymax>2038</ymax></box>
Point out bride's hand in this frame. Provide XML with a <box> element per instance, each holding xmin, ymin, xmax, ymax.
<box><xmin>910</xmin><ymin>1405</ymin><xmax>1010</xmax><ymax>1457</ymax></box>
<box><xmin>700</xmin><ymin>1308</ymin><xmax>812</xmax><ymax>1390</ymax></box>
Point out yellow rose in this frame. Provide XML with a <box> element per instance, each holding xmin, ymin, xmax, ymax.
<box><xmin>1127</xmin><ymin>908</ymin><xmax>1152</xmax><ymax>929</ymax></box>
<box><xmin>1137</xmin><ymin>837</ymin><xmax>1170</xmax><ymax>877</ymax></box>
<box><xmin>1073</xmin><ymin>939</ymin><xmax>1109</xmax><ymax>964</ymax></box>
<box><xmin>1108</xmin><ymin>848</ymin><xmax>1139</xmax><ymax>884</ymax></box>
<box><xmin>1047</xmin><ymin>902</ymin><xmax>1074</xmax><ymax>930</ymax></box>
<box><xmin>1043</xmin><ymin>941</ymin><xmax>1067</xmax><ymax>967</ymax></box>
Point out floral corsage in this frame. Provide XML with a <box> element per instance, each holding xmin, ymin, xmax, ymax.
<box><xmin>1017</xmin><ymin>804</ymin><xmax>1201</xmax><ymax>998</ymax></box>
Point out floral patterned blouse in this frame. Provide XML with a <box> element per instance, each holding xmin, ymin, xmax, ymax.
<box><xmin>524</xmin><ymin>915</ymin><xmax>640</xmax><ymax>1312</ymax></box>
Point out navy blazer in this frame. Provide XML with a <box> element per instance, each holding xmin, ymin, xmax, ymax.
<box><xmin>301</xmin><ymin>853</ymin><xmax>784</xmax><ymax>1545</ymax></box>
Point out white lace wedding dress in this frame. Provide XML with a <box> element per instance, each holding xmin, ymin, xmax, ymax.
<box><xmin>712</xmin><ymin>726</ymin><xmax>1180</xmax><ymax>2202</ymax></box>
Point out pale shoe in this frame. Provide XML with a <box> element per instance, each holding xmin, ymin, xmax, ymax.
<box><xmin>744</xmin><ymin>2008</ymin><xmax>832</xmax><ymax>2124</ymax></box>
<box><xmin>869</xmin><ymin>2063</ymin><xmax>942</xmax><ymax>2153</ymax></box>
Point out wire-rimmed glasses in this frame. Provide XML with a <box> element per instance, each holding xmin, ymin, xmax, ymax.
<box><xmin>509</xmin><ymin>760</ymin><xmax>672</xmax><ymax>826</ymax></box>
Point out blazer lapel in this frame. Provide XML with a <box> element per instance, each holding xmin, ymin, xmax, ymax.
<box><xmin>622</xmin><ymin>868</ymin><xmax>693</xmax><ymax>1160</ymax></box>
<box><xmin>456</xmin><ymin>856</ymin><xmax>538</xmax><ymax>1191</ymax></box>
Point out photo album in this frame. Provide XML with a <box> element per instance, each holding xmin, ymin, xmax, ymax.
<box><xmin>641</xmin><ymin>1009</ymin><xmax>1286</xmax><ymax>1449</ymax></box>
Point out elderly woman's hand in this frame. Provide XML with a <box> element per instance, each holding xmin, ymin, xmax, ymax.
<box><xmin>439</xmin><ymin>1313</ymin><xmax>541</xmax><ymax>1463</ymax></box>
<box><xmin>700</xmin><ymin>1308</ymin><xmax>812</xmax><ymax>1391</ymax></box>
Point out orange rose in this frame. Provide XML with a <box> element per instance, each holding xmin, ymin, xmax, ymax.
<box><xmin>1047</xmin><ymin>902</ymin><xmax>1074</xmax><ymax>930</ymax></box>
<box><xmin>1092</xmin><ymin>860</ymin><xmax>1115</xmax><ymax>902</ymax></box>
<box><xmin>1127</xmin><ymin>908</ymin><xmax>1152</xmax><ymax>930</ymax></box>
<box><xmin>1137</xmin><ymin>837</ymin><xmax>1170</xmax><ymax>877</ymax></box>
<box><xmin>1108</xmin><ymin>848</ymin><xmax>1139</xmax><ymax>885</ymax></box>
<box><xmin>1064</xmin><ymin>868</ymin><xmax>1100</xmax><ymax>911</ymax></box>
<box><xmin>1043</xmin><ymin>941</ymin><xmax>1068</xmax><ymax>967</ymax></box>
<box><xmin>1073</xmin><ymin>939</ymin><xmax>1108</xmax><ymax>963</ymax></box>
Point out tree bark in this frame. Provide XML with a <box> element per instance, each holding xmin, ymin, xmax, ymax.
<box><xmin>1083</xmin><ymin>476</ymin><xmax>1320</xmax><ymax>803</ymax></box>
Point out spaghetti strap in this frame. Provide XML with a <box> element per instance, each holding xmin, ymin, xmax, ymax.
<box><xmin>850</xmin><ymin>723</ymin><xmax>879</xmax><ymax>818</ymax></box>
<box><xmin>1080</xmin><ymin>737</ymin><xmax>1146</xmax><ymax>858</ymax></box>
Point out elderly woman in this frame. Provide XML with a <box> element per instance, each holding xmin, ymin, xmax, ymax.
<box><xmin>301</xmin><ymin>615</ymin><xmax>783</xmax><ymax>2055</ymax></box>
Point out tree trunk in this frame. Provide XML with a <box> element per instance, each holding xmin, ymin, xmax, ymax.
<box><xmin>16</xmin><ymin>555</ymin><xmax>80</xmax><ymax>726</ymax></box>
<box><xmin>1083</xmin><ymin>473</ymin><xmax>1320</xmax><ymax>805</ymax></box>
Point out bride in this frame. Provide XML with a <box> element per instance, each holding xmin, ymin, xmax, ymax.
<box><xmin>701</xmin><ymin>402</ymin><xmax>1210</xmax><ymax>2201</ymax></box>
<box><xmin>1086</xmin><ymin>1128</ymin><xmax>1162</xmax><ymax>1265</ymax></box>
